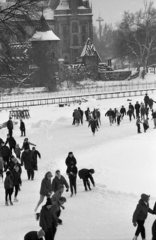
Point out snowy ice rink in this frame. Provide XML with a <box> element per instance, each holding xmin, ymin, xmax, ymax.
<box><xmin>0</xmin><ymin>92</ymin><xmax>156</xmax><ymax>240</ymax></box>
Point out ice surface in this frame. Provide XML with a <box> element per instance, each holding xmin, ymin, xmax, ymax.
<box><xmin>0</xmin><ymin>92</ymin><xmax>156</xmax><ymax>240</ymax></box>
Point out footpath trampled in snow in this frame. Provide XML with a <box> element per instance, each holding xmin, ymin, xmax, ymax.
<box><xmin>0</xmin><ymin>92</ymin><xmax>156</xmax><ymax>240</ymax></box>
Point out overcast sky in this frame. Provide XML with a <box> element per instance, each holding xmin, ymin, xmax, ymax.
<box><xmin>91</xmin><ymin>0</ymin><xmax>155</xmax><ymax>27</ymax></box>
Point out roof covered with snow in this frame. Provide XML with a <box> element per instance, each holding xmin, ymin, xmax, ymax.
<box><xmin>29</xmin><ymin>30</ymin><xmax>60</xmax><ymax>42</ymax></box>
<box><xmin>55</xmin><ymin>0</ymin><xmax>70</xmax><ymax>10</ymax></box>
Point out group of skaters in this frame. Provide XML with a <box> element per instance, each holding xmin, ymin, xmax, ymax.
<box><xmin>24</xmin><ymin>151</ymin><xmax>95</xmax><ymax>240</ymax></box>
<box><xmin>105</xmin><ymin>93</ymin><xmax>156</xmax><ymax>134</ymax></box>
<box><xmin>0</xmin><ymin>116</ymin><xmax>41</xmax><ymax>206</ymax></box>
<box><xmin>72</xmin><ymin>107</ymin><xmax>101</xmax><ymax>135</ymax></box>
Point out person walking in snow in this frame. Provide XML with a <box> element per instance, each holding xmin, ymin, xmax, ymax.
<box><xmin>0</xmin><ymin>142</ymin><xmax>10</xmax><ymax>171</ymax></box>
<box><xmin>4</xmin><ymin>170</ymin><xmax>14</xmax><ymax>206</ymax></box>
<box><xmin>5</xmin><ymin>134</ymin><xmax>16</xmax><ymax>154</ymax></box>
<box><xmin>85</xmin><ymin>108</ymin><xmax>90</xmax><ymax>121</ymax></box>
<box><xmin>144</xmin><ymin>93</ymin><xmax>150</xmax><ymax>108</ymax></box>
<box><xmin>135</xmin><ymin>101</ymin><xmax>141</xmax><ymax>118</ymax></box>
<box><xmin>120</xmin><ymin>106</ymin><xmax>126</xmax><ymax>119</ymax></box>
<box><xmin>66</xmin><ymin>161</ymin><xmax>78</xmax><ymax>197</ymax></box>
<box><xmin>78</xmin><ymin>168</ymin><xmax>95</xmax><ymax>191</ymax></box>
<box><xmin>11</xmin><ymin>161</ymin><xmax>22</xmax><ymax>202</ymax></box>
<box><xmin>65</xmin><ymin>152</ymin><xmax>77</xmax><ymax>168</ymax></box>
<box><xmin>140</xmin><ymin>103</ymin><xmax>146</xmax><ymax>121</ymax></box>
<box><xmin>32</xmin><ymin>147</ymin><xmax>41</xmax><ymax>171</ymax></box>
<box><xmin>34</xmin><ymin>171</ymin><xmax>53</xmax><ymax>212</ymax></box>
<box><xmin>21</xmin><ymin>138</ymin><xmax>36</xmax><ymax>151</ymax></box>
<box><xmin>116</xmin><ymin>110</ymin><xmax>121</xmax><ymax>126</ymax></box>
<box><xmin>52</xmin><ymin>170</ymin><xmax>69</xmax><ymax>193</ymax></box>
<box><xmin>136</xmin><ymin>117</ymin><xmax>142</xmax><ymax>134</ymax></box>
<box><xmin>132</xmin><ymin>193</ymin><xmax>155</xmax><ymax>240</ymax></box>
<box><xmin>78</xmin><ymin>107</ymin><xmax>83</xmax><ymax>125</ymax></box>
<box><xmin>21</xmin><ymin>147</ymin><xmax>35</xmax><ymax>180</ymax></box>
<box><xmin>24</xmin><ymin>229</ymin><xmax>45</xmax><ymax>240</ymax></box>
<box><xmin>7</xmin><ymin>117</ymin><xmax>13</xmax><ymax>137</ymax></box>
<box><xmin>129</xmin><ymin>103</ymin><xmax>135</xmax><ymax>119</ymax></box>
<box><xmin>105</xmin><ymin>108</ymin><xmax>114</xmax><ymax>126</ymax></box>
<box><xmin>20</xmin><ymin>119</ymin><xmax>26</xmax><ymax>137</ymax></box>
<box><xmin>15</xmin><ymin>144</ymin><xmax>21</xmax><ymax>159</ymax></box>
<box><xmin>88</xmin><ymin>116</ymin><xmax>98</xmax><ymax>136</ymax></box>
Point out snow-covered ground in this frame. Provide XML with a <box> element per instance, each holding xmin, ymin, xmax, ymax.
<box><xmin>0</xmin><ymin>92</ymin><xmax>156</xmax><ymax>240</ymax></box>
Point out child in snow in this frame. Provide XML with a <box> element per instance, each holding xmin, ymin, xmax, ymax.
<box><xmin>136</xmin><ymin>117</ymin><xmax>142</xmax><ymax>133</ymax></box>
<box><xmin>132</xmin><ymin>193</ymin><xmax>155</xmax><ymax>240</ymax></box>
<box><xmin>4</xmin><ymin>171</ymin><xmax>14</xmax><ymax>206</ymax></box>
<box><xmin>0</xmin><ymin>157</ymin><xmax>4</xmax><ymax>181</ymax></box>
<box><xmin>143</xmin><ymin>118</ymin><xmax>149</xmax><ymax>133</ymax></box>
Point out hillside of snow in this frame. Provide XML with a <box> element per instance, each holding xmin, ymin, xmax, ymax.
<box><xmin>0</xmin><ymin>92</ymin><xmax>156</xmax><ymax>240</ymax></box>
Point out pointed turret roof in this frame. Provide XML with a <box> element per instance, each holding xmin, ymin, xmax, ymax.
<box><xmin>80</xmin><ymin>38</ymin><xmax>102</xmax><ymax>62</ymax></box>
<box><xmin>29</xmin><ymin>30</ymin><xmax>60</xmax><ymax>42</ymax></box>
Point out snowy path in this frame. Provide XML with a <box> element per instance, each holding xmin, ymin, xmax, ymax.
<box><xmin>0</xmin><ymin>93</ymin><xmax>156</xmax><ymax>240</ymax></box>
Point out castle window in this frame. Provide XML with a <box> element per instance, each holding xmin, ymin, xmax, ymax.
<box><xmin>73</xmin><ymin>35</ymin><xmax>79</xmax><ymax>46</ymax></box>
<box><xmin>72</xmin><ymin>22</ymin><xmax>78</xmax><ymax>33</ymax></box>
<box><xmin>82</xmin><ymin>25</ymin><xmax>87</xmax><ymax>33</ymax></box>
<box><xmin>82</xmin><ymin>35</ymin><xmax>86</xmax><ymax>44</ymax></box>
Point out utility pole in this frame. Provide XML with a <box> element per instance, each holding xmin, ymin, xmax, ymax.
<box><xmin>96</xmin><ymin>15</ymin><xmax>104</xmax><ymax>40</ymax></box>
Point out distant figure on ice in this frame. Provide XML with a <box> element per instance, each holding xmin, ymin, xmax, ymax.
<box><xmin>72</xmin><ymin>109</ymin><xmax>81</xmax><ymax>126</ymax></box>
<box><xmin>65</xmin><ymin>152</ymin><xmax>77</xmax><ymax>168</ymax></box>
<box><xmin>144</xmin><ymin>93</ymin><xmax>150</xmax><ymax>108</ymax></box>
<box><xmin>32</xmin><ymin>147</ymin><xmax>41</xmax><ymax>171</ymax></box>
<box><xmin>116</xmin><ymin>110</ymin><xmax>121</xmax><ymax>125</ymax></box>
<box><xmin>7</xmin><ymin>117</ymin><xmax>13</xmax><ymax>137</ymax></box>
<box><xmin>20</xmin><ymin>119</ymin><xmax>26</xmax><ymax>137</ymax></box>
<box><xmin>34</xmin><ymin>171</ymin><xmax>53</xmax><ymax>212</ymax></box>
<box><xmin>66</xmin><ymin>161</ymin><xmax>78</xmax><ymax>197</ymax></box>
<box><xmin>105</xmin><ymin>108</ymin><xmax>114</xmax><ymax>126</ymax></box>
<box><xmin>136</xmin><ymin>117</ymin><xmax>142</xmax><ymax>133</ymax></box>
<box><xmin>4</xmin><ymin>170</ymin><xmax>14</xmax><ymax>206</ymax></box>
<box><xmin>21</xmin><ymin>147</ymin><xmax>35</xmax><ymax>180</ymax></box>
<box><xmin>52</xmin><ymin>170</ymin><xmax>69</xmax><ymax>193</ymax></box>
<box><xmin>78</xmin><ymin>107</ymin><xmax>83</xmax><ymax>124</ymax></box>
<box><xmin>132</xmin><ymin>193</ymin><xmax>155</xmax><ymax>240</ymax></box>
<box><xmin>0</xmin><ymin>142</ymin><xmax>10</xmax><ymax>171</ymax></box>
<box><xmin>120</xmin><ymin>106</ymin><xmax>126</xmax><ymax>119</ymax></box>
<box><xmin>143</xmin><ymin>118</ymin><xmax>149</xmax><ymax>133</ymax></box>
<box><xmin>85</xmin><ymin>108</ymin><xmax>90</xmax><ymax>121</ymax></box>
<box><xmin>135</xmin><ymin>101</ymin><xmax>140</xmax><ymax>118</ymax></box>
<box><xmin>140</xmin><ymin>103</ymin><xmax>146</xmax><ymax>120</ymax></box>
<box><xmin>78</xmin><ymin>168</ymin><xmax>95</xmax><ymax>191</ymax></box>
<box><xmin>88</xmin><ymin>117</ymin><xmax>98</xmax><ymax>136</ymax></box>
<box><xmin>24</xmin><ymin>229</ymin><xmax>45</xmax><ymax>240</ymax></box>
<box><xmin>129</xmin><ymin>103</ymin><xmax>135</xmax><ymax>119</ymax></box>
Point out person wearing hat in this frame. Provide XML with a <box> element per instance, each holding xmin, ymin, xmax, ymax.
<box><xmin>7</xmin><ymin>117</ymin><xmax>13</xmax><ymax>137</ymax></box>
<box><xmin>52</xmin><ymin>170</ymin><xmax>69</xmax><ymax>193</ymax></box>
<box><xmin>65</xmin><ymin>152</ymin><xmax>77</xmax><ymax>167</ymax></box>
<box><xmin>35</xmin><ymin>172</ymin><xmax>53</xmax><ymax>212</ymax></box>
<box><xmin>132</xmin><ymin>193</ymin><xmax>155</xmax><ymax>240</ymax></box>
<box><xmin>24</xmin><ymin>229</ymin><xmax>45</xmax><ymax>240</ymax></box>
<box><xmin>66</xmin><ymin>161</ymin><xmax>78</xmax><ymax>197</ymax></box>
<box><xmin>78</xmin><ymin>168</ymin><xmax>95</xmax><ymax>191</ymax></box>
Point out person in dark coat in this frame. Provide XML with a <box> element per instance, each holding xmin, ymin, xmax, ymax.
<box><xmin>7</xmin><ymin>117</ymin><xmax>13</xmax><ymax>137</ymax></box>
<box><xmin>52</xmin><ymin>170</ymin><xmax>69</xmax><ymax>193</ymax></box>
<box><xmin>24</xmin><ymin>229</ymin><xmax>45</xmax><ymax>240</ymax></box>
<box><xmin>132</xmin><ymin>193</ymin><xmax>155</xmax><ymax>240</ymax></box>
<box><xmin>144</xmin><ymin>93</ymin><xmax>150</xmax><ymax>108</ymax></box>
<box><xmin>127</xmin><ymin>109</ymin><xmax>133</xmax><ymax>121</ymax></box>
<box><xmin>136</xmin><ymin>117</ymin><xmax>142</xmax><ymax>133</ymax></box>
<box><xmin>39</xmin><ymin>198</ymin><xmax>57</xmax><ymax>240</ymax></box>
<box><xmin>51</xmin><ymin>184</ymin><xmax>64</xmax><ymax>203</ymax></box>
<box><xmin>78</xmin><ymin>107</ymin><xmax>83</xmax><ymax>124</ymax></box>
<box><xmin>21</xmin><ymin>147</ymin><xmax>35</xmax><ymax>180</ymax></box>
<box><xmin>105</xmin><ymin>108</ymin><xmax>114</xmax><ymax>126</ymax></box>
<box><xmin>20</xmin><ymin>119</ymin><xmax>26</xmax><ymax>137</ymax></box>
<box><xmin>85</xmin><ymin>108</ymin><xmax>90</xmax><ymax>121</ymax></box>
<box><xmin>120</xmin><ymin>106</ymin><xmax>126</xmax><ymax>119</ymax></box>
<box><xmin>11</xmin><ymin>159</ymin><xmax>22</xmax><ymax>202</ymax></box>
<box><xmin>5</xmin><ymin>134</ymin><xmax>16</xmax><ymax>154</ymax></box>
<box><xmin>88</xmin><ymin>117</ymin><xmax>98</xmax><ymax>135</ymax></box>
<box><xmin>32</xmin><ymin>147</ymin><xmax>41</xmax><ymax>171</ymax></box>
<box><xmin>21</xmin><ymin>138</ymin><xmax>36</xmax><ymax>151</ymax></box>
<box><xmin>65</xmin><ymin>152</ymin><xmax>77</xmax><ymax>167</ymax></box>
<box><xmin>143</xmin><ymin>118</ymin><xmax>149</xmax><ymax>132</ymax></box>
<box><xmin>78</xmin><ymin>168</ymin><xmax>95</xmax><ymax>191</ymax></box>
<box><xmin>129</xmin><ymin>103</ymin><xmax>135</xmax><ymax>119</ymax></box>
<box><xmin>135</xmin><ymin>101</ymin><xmax>140</xmax><ymax>118</ymax></box>
<box><xmin>0</xmin><ymin>143</ymin><xmax>10</xmax><ymax>171</ymax></box>
<box><xmin>35</xmin><ymin>172</ymin><xmax>53</xmax><ymax>212</ymax></box>
<box><xmin>66</xmin><ymin>161</ymin><xmax>78</xmax><ymax>197</ymax></box>
<box><xmin>4</xmin><ymin>170</ymin><xmax>14</xmax><ymax>206</ymax></box>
